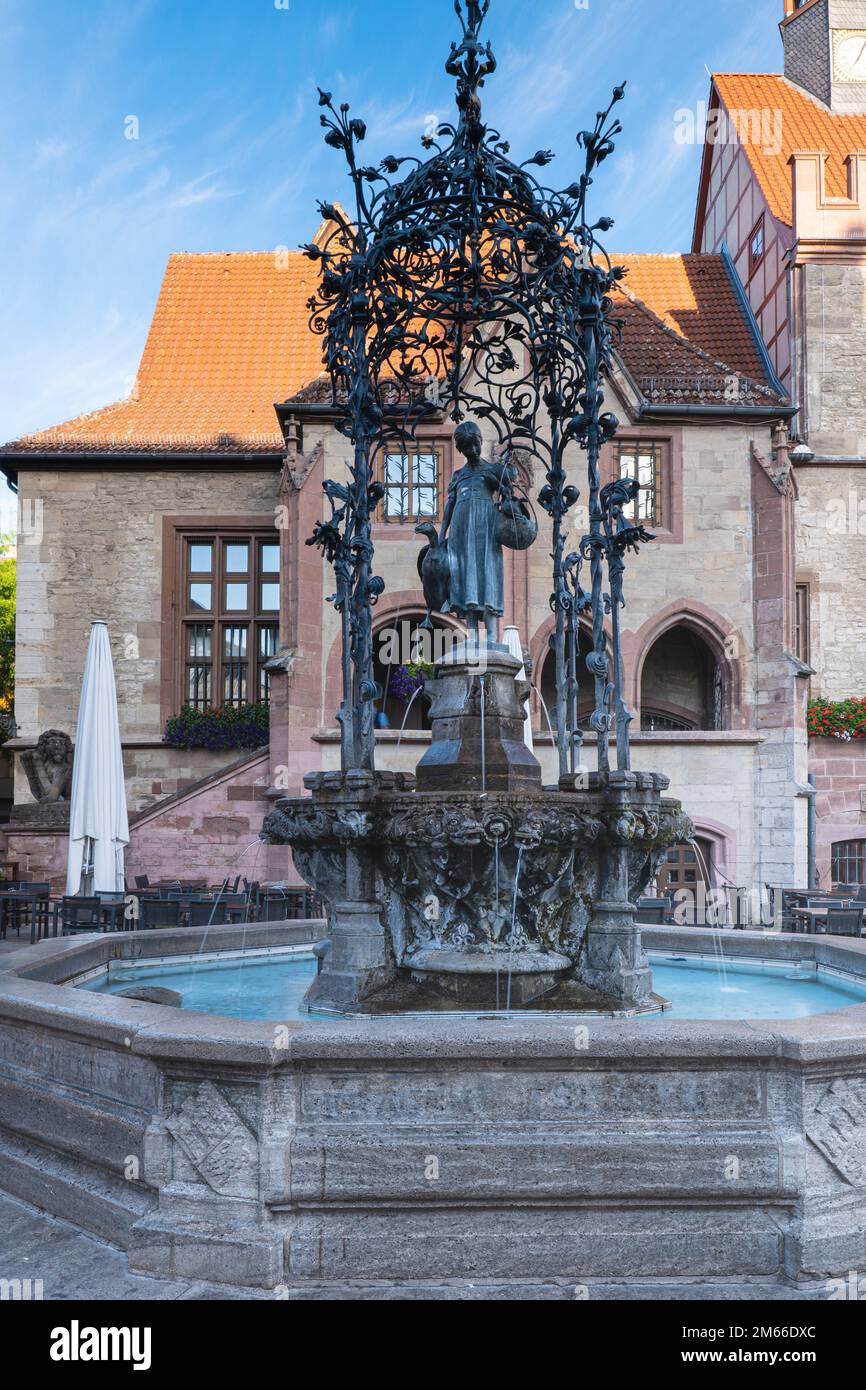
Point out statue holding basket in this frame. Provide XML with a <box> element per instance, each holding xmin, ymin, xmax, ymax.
<box><xmin>420</xmin><ymin>421</ymin><xmax>536</xmax><ymax>646</ymax></box>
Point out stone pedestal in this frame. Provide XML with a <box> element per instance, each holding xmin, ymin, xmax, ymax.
<box><xmin>414</xmin><ymin>641</ymin><xmax>541</xmax><ymax>794</ymax></box>
<box><xmin>301</xmin><ymin>896</ymin><xmax>392</xmax><ymax>1013</ymax></box>
<box><xmin>280</xmin><ymin>772</ymin><xmax>404</xmax><ymax>1014</ymax></box>
<box><xmin>580</xmin><ymin>902</ymin><xmax>653</xmax><ymax>1004</ymax></box>
<box><xmin>9</xmin><ymin>802</ymin><xmax>70</xmax><ymax>828</ymax></box>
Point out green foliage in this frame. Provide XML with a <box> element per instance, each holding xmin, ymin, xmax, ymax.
<box><xmin>807</xmin><ymin>696</ymin><xmax>866</xmax><ymax>741</ymax></box>
<box><xmin>0</xmin><ymin>533</ymin><xmax>15</xmax><ymax>738</ymax></box>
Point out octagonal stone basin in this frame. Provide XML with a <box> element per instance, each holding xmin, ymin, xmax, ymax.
<box><xmin>2</xmin><ymin>920</ymin><xmax>866</xmax><ymax>1299</ymax></box>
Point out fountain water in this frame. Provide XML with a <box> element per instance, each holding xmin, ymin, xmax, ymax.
<box><xmin>395</xmin><ymin>684</ymin><xmax>424</xmax><ymax>747</ymax></box>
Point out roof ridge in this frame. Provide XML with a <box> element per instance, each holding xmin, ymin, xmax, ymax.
<box><xmin>716</xmin><ymin>70</ymin><xmax>841</xmax><ymax>116</ymax></box>
<box><xmin>614</xmin><ymin>251</ymin><xmax>720</xmax><ymax>260</ymax></box>
<box><xmin>167</xmin><ymin>249</ymin><xmax>308</xmax><ymax>259</ymax></box>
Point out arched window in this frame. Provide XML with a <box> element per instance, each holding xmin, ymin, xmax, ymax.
<box><xmin>640</xmin><ymin>625</ymin><xmax>724</xmax><ymax>732</ymax></box>
<box><xmin>373</xmin><ymin>614</ymin><xmax>457</xmax><ymax>731</ymax></box>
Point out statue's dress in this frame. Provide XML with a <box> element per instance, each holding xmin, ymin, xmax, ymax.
<box><xmin>443</xmin><ymin>462</ymin><xmax>504</xmax><ymax>618</ymax></box>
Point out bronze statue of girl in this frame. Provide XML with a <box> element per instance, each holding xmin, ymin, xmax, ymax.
<box><xmin>438</xmin><ymin>421</ymin><xmax>515</xmax><ymax>646</ymax></box>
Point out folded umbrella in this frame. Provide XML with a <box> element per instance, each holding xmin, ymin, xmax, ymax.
<box><xmin>66</xmin><ymin>621</ymin><xmax>129</xmax><ymax>896</ymax></box>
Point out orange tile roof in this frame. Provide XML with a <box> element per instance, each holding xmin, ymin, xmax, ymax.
<box><xmin>613</xmin><ymin>291</ymin><xmax>783</xmax><ymax>408</ymax></box>
<box><xmin>6</xmin><ymin>251</ymin><xmax>323</xmax><ymax>455</ymax></box>
<box><xmin>615</xmin><ymin>253</ymin><xmax>768</xmax><ymax>382</ymax></box>
<box><xmin>713</xmin><ymin>73</ymin><xmax>866</xmax><ymax>226</ymax></box>
<box><xmin>4</xmin><ymin>245</ymin><xmax>780</xmax><ymax>459</ymax></box>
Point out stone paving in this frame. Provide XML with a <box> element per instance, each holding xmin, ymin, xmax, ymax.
<box><xmin>0</xmin><ymin>1191</ymin><xmax>831</xmax><ymax>1301</ymax></box>
<box><xmin>0</xmin><ymin>1192</ymin><xmax>272</xmax><ymax>1301</ymax></box>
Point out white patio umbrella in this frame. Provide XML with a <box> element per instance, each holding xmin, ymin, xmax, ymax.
<box><xmin>502</xmin><ymin>625</ymin><xmax>534</xmax><ymax>753</ymax></box>
<box><xmin>66</xmin><ymin>621</ymin><xmax>129</xmax><ymax>896</ymax></box>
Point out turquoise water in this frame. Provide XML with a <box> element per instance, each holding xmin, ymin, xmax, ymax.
<box><xmin>649</xmin><ymin>955</ymin><xmax>866</xmax><ymax>1020</ymax></box>
<box><xmin>80</xmin><ymin>948</ymin><xmax>866</xmax><ymax>1022</ymax></box>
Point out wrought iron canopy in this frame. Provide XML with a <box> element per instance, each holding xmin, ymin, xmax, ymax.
<box><xmin>303</xmin><ymin>0</ymin><xmax>653</xmax><ymax>777</ymax></box>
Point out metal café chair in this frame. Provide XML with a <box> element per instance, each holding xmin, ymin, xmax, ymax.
<box><xmin>59</xmin><ymin>897</ymin><xmax>109</xmax><ymax>936</ymax></box>
<box><xmin>260</xmin><ymin>890</ymin><xmax>290</xmax><ymax>923</ymax></box>
<box><xmin>823</xmin><ymin>908</ymin><xmax>864</xmax><ymax>938</ymax></box>
<box><xmin>5</xmin><ymin>882</ymin><xmax>52</xmax><ymax>942</ymax></box>
<box><xmin>96</xmin><ymin>891</ymin><xmax>128</xmax><ymax>932</ymax></box>
<box><xmin>139</xmin><ymin>899</ymin><xmax>182</xmax><ymax>932</ymax></box>
<box><xmin>219</xmin><ymin>891</ymin><xmax>248</xmax><ymax>923</ymax></box>
<box><xmin>187</xmin><ymin>899</ymin><xmax>228</xmax><ymax>929</ymax></box>
<box><xmin>242</xmin><ymin>879</ymin><xmax>261</xmax><ymax>919</ymax></box>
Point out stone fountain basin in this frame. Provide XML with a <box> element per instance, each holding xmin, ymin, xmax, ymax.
<box><xmin>407</xmin><ymin>944</ymin><xmax>573</xmax><ymax>1006</ymax></box>
<box><xmin>2</xmin><ymin>921</ymin><xmax>866</xmax><ymax>1298</ymax></box>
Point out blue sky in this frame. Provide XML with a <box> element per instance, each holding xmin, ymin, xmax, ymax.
<box><xmin>0</xmin><ymin>0</ymin><xmax>783</xmax><ymax>520</ymax></box>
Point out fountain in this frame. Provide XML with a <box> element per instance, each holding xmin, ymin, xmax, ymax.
<box><xmin>9</xmin><ymin>1</ymin><xmax>866</xmax><ymax>1301</ymax></box>
<box><xmin>263</xmin><ymin>641</ymin><xmax>690</xmax><ymax>1013</ymax></box>
<box><xmin>260</xmin><ymin>0</ymin><xmax>691</xmax><ymax>1016</ymax></box>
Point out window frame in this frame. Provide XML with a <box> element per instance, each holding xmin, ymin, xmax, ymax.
<box><xmin>161</xmin><ymin>517</ymin><xmax>281</xmax><ymax>720</ymax></box>
<box><xmin>376</xmin><ymin>442</ymin><xmax>445</xmax><ymax>526</ymax></box>
<box><xmin>794</xmin><ymin>581</ymin><xmax>811</xmax><ymax>666</ymax></box>
<box><xmin>748</xmin><ymin>215</ymin><xmax>765</xmax><ymax>276</ymax></box>
<box><xmin>611</xmin><ymin>438</ymin><xmax>667</xmax><ymax>529</ymax></box>
<box><xmin>831</xmin><ymin>839</ymin><xmax>866</xmax><ymax>887</ymax></box>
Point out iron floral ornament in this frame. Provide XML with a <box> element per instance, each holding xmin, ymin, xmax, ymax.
<box><xmin>303</xmin><ymin>0</ymin><xmax>653</xmax><ymax>776</ymax></box>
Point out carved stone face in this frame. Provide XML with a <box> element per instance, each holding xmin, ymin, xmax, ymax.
<box><xmin>40</xmin><ymin>733</ymin><xmax>71</xmax><ymax>766</ymax></box>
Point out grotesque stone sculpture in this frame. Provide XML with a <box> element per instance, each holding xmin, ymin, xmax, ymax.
<box><xmin>22</xmin><ymin>729</ymin><xmax>73</xmax><ymax>803</ymax></box>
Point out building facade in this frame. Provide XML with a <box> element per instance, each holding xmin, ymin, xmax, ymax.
<box><xmin>694</xmin><ymin>0</ymin><xmax>866</xmax><ymax>884</ymax></box>
<box><xmin>4</xmin><ymin>0</ymin><xmax>866</xmax><ymax>897</ymax></box>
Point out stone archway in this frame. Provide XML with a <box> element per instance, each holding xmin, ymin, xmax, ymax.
<box><xmin>626</xmin><ymin>601</ymin><xmax>745</xmax><ymax>731</ymax></box>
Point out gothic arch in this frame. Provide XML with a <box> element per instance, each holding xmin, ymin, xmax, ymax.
<box><xmin>624</xmin><ymin>601</ymin><xmax>746</xmax><ymax>731</ymax></box>
<box><xmin>323</xmin><ymin>590</ymin><xmax>465</xmax><ymax>728</ymax></box>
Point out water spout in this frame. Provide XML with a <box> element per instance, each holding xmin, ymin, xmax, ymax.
<box><xmin>531</xmin><ymin>685</ymin><xmax>557</xmax><ymax>743</ymax></box>
<box><xmin>396</xmin><ymin>685</ymin><xmax>423</xmax><ymax>748</ymax></box>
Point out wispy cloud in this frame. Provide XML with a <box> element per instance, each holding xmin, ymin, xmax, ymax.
<box><xmin>170</xmin><ymin>172</ymin><xmax>242</xmax><ymax>209</ymax></box>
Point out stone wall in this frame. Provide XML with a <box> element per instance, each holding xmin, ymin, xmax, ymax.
<box><xmin>2</xmin><ymin>748</ymin><xmax>292</xmax><ymax>890</ymax></box>
<box><xmin>794</xmin><ymin>264</ymin><xmax>866</xmax><ymax>459</ymax></box>
<box><xmin>125</xmin><ymin>749</ymin><xmax>292</xmax><ymax>887</ymax></box>
<box><xmin>796</xmin><ymin>464</ymin><xmax>866</xmax><ymax>699</ymax></box>
<box><xmin>13</xmin><ymin>465</ymin><xmax>280</xmax><ymax>795</ymax></box>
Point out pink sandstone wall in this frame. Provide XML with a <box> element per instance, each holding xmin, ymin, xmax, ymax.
<box><xmin>810</xmin><ymin>737</ymin><xmax>866</xmax><ymax>887</ymax></box>
<box><xmin>2</xmin><ymin>749</ymin><xmax>299</xmax><ymax>893</ymax></box>
<box><xmin>125</xmin><ymin>750</ymin><xmax>295</xmax><ymax>887</ymax></box>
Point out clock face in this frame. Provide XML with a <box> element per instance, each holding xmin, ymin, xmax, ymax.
<box><xmin>834</xmin><ymin>30</ymin><xmax>866</xmax><ymax>83</ymax></box>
